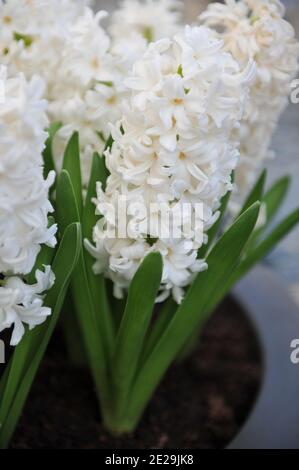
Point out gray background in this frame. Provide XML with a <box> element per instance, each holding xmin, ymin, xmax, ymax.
<box><xmin>94</xmin><ymin>0</ymin><xmax>299</xmax><ymax>302</ymax></box>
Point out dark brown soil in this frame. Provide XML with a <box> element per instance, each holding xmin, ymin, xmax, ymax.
<box><xmin>8</xmin><ymin>297</ymin><xmax>262</xmax><ymax>449</ymax></box>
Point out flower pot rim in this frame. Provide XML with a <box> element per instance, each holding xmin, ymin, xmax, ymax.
<box><xmin>229</xmin><ymin>265</ymin><xmax>299</xmax><ymax>449</ymax></box>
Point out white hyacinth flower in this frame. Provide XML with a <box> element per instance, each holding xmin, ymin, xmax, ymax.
<box><xmin>0</xmin><ymin>66</ymin><xmax>56</xmax><ymax>275</ymax></box>
<box><xmin>0</xmin><ymin>65</ymin><xmax>56</xmax><ymax>345</ymax></box>
<box><xmin>88</xmin><ymin>25</ymin><xmax>255</xmax><ymax>303</ymax></box>
<box><xmin>199</xmin><ymin>0</ymin><xmax>299</xmax><ymax>208</ymax></box>
<box><xmin>0</xmin><ymin>266</ymin><xmax>55</xmax><ymax>346</ymax></box>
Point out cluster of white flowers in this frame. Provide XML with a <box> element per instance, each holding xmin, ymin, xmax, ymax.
<box><xmin>200</xmin><ymin>0</ymin><xmax>299</xmax><ymax>207</ymax></box>
<box><xmin>49</xmin><ymin>7</ymin><xmax>121</xmax><ymax>183</ymax></box>
<box><xmin>0</xmin><ymin>0</ymin><xmax>89</xmax><ymax>84</ymax></box>
<box><xmin>88</xmin><ymin>26</ymin><xmax>255</xmax><ymax>303</ymax></box>
<box><xmin>109</xmin><ymin>0</ymin><xmax>183</xmax><ymax>67</ymax></box>
<box><xmin>0</xmin><ymin>0</ymin><xmax>183</xmax><ymax>184</ymax></box>
<box><xmin>0</xmin><ymin>0</ymin><xmax>109</xmax><ymax>183</ymax></box>
<box><xmin>52</xmin><ymin>0</ymin><xmax>183</xmax><ymax>183</ymax></box>
<box><xmin>0</xmin><ymin>66</ymin><xmax>56</xmax><ymax>345</ymax></box>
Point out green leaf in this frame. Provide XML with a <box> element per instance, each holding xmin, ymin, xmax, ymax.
<box><xmin>238</xmin><ymin>170</ymin><xmax>266</xmax><ymax>217</ymax></box>
<box><xmin>83</xmin><ymin>152</ymin><xmax>108</xmax><ymax>239</ymax></box>
<box><xmin>43</xmin><ymin>122</ymin><xmax>62</xmax><ymax>178</ymax></box>
<box><xmin>82</xmin><ymin>152</ymin><xmax>114</xmax><ymax>360</ymax></box>
<box><xmin>181</xmin><ymin>183</ymin><xmax>294</xmax><ymax>363</ymax></box>
<box><xmin>55</xmin><ymin>168</ymin><xmax>110</xmax><ymax>410</ymax></box>
<box><xmin>56</xmin><ymin>170</ymin><xmax>80</xmax><ymax>233</ymax></box>
<box><xmin>229</xmin><ymin>207</ymin><xmax>299</xmax><ymax>286</ymax></box>
<box><xmin>262</xmin><ymin>176</ymin><xmax>291</xmax><ymax>223</ymax></box>
<box><xmin>0</xmin><ymin>363</ymin><xmax>12</xmax><ymax>404</ymax></box>
<box><xmin>248</xmin><ymin>176</ymin><xmax>290</xmax><ymax>247</ymax></box>
<box><xmin>139</xmin><ymin>298</ymin><xmax>176</xmax><ymax>367</ymax></box>
<box><xmin>0</xmin><ymin>223</ymin><xmax>82</xmax><ymax>448</ymax></box>
<box><xmin>112</xmin><ymin>252</ymin><xmax>163</xmax><ymax>422</ymax></box>
<box><xmin>126</xmin><ymin>203</ymin><xmax>260</xmax><ymax>428</ymax></box>
<box><xmin>263</xmin><ymin>176</ymin><xmax>290</xmax><ymax>225</ymax></box>
<box><xmin>62</xmin><ymin>131</ymin><xmax>83</xmax><ymax>216</ymax></box>
<box><xmin>0</xmin><ymin>332</ymin><xmax>32</xmax><ymax>436</ymax></box>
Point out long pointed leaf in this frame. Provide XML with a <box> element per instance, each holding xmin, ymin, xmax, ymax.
<box><xmin>83</xmin><ymin>152</ymin><xmax>114</xmax><ymax>358</ymax></box>
<box><xmin>56</xmin><ymin>170</ymin><xmax>80</xmax><ymax>233</ymax></box>
<box><xmin>139</xmin><ymin>298</ymin><xmax>176</xmax><ymax>367</ymax></box>
<box><xmin>62</xmin><ymin>131</ymin><xmax>83</xmax><ymax>216</ymax></box>
<box><xmin>55</xmin><ymin>169</ymin><xmax>110</xmax><ymax>410</ymax></box>
<box><xmin>238</xmin><ymin>170</ymin><xmax>266</xmax><ymax>217</ymax></box>
<box><xmin>83</xmin><ymin>152</ymin><xmax>108</xmax><ymax>239</ymax></box>
<box><xmin>263</xmin><ymin>176</ymin><xmax>290</xmax><ymax>225</ymax></box>
<box><xmin>229</xmin><ymin>207</ymin><xmax>299</xmax><ymax>286</ymax></box>
<box><xmin>112</xmin><ymin>252</ymin><xmax>163</xmax><ymax>421</ymax></box>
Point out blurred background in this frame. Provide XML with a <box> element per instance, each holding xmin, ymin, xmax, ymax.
<box><xmin>95</xmin><ymin>0</ymin><xmax>299</xmax><ymax>303</ymax></box>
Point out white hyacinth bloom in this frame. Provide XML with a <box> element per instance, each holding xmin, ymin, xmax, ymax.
<box><xmin>0</xmin><ymin>0</ymin><xmax>89</xmax><ymax>86</ymax></box>
<box><xmin>0</xmin><ymin>67</ymin><xmax>56</xmax><ymax>275</ymax></box>
<box><xmin>200</xmin><ymin>0</ymin><xmax>299</xmax><ymax>208</ymax></box>
<box><xmin>88</xmin><ymin>26</ymin><xmax>254</xmax><ymax>302</ymax></box>
<box><xmin>0</xmin><ymin>266</ymin><xmax>55</xmax><ymax>346</ymax></box>
<box><xmin>0</xmin><ymin>1</ymin><xmax>119</xmax><ymax>184</ymax></box>
<box><xmin>109</xmin><ymin>0</ymin><xmax>183</xmax><ymax>66</ymax></box>
<box><xmin>0</xmin><ymin>0</ymin><xmax>184</xmax><ymax>185</ymax></box>
<box><xmin>0</xmin><ymin>66</ymin><xmax>56</xmax><ymax>345</ymax></box>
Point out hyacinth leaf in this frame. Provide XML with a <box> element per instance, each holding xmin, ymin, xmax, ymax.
<box><xmin>139</xmin><ymin>298</ymin><xmax>176</xmax><ymax>367</ymax></box>
<box><xmin>251</xmin><ymin>175</ymin><xmax>291</xmax><ymax>245</ymax></box>
<box><xmin>229</xmin><ymin>207</ymin><xmax>299</xmax><ymax>288</ymax></box>
<box><xmin>263</xmin><ymin>176</ymin><xmax>290</xmax><ymax>225</ymax></box>
<box><xmin>83</xmin><ymin>152</ymin><xmax>114</xmax><ymax>359</ymax></box>
<box><xmin>83</xmin><ymin>152</ymin><xmax>108</xmax><ymax>239</ymax></box>
<box><xmin>112</xmin><ymin>252</ymin><xmax>163</xmax><ymax>422</ymax></box>
<box><xmin>62</xmin><ymin>131</ymin><xmax>83</xmax><ymax>217</ymax></box>
<box><xmin>55</xmin><ymin>169</ymin><xmax>110</xmax><ymax>407</ymax></box>
<box><xmin>238</xmin><ymin>169</ymin><xmax>266</xmax><ymax>217</ymax></box>
<box><xmin>56</xmin><ymin>170</ymin><xmax>80</xmax><ymax>233</ymax></box>
<box><xmin>125</xmin><ymin>202</ymin><xmax>260</xmax><ymax>428</ymax></box>
<box><xmin>0</xmin><ymin>330</ymin><xmax>32</xmax><ymax>436</ymax></box>
<box><xmin>43</xmin><ymin>121</ymin><xmax>62</xmax><ymax>178</ymax></box>
<box><xmin>0</xmin><ymin>222</ymin><xmax>81</xmax><ymax>448</ymax></box>
<box><xmin>0</xmin><ymin>363</ymin><xmax>12</xmax><ymax>406</ymax></box>
<box><xmin>180</xmin><ymin>177</ymin><xmax>292</xmax><ymax>363</ymax></box>
<box><xmin>109</xmin><ymin>294</ymin><xmax>127</xmax><ymax>330</ymax></box>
